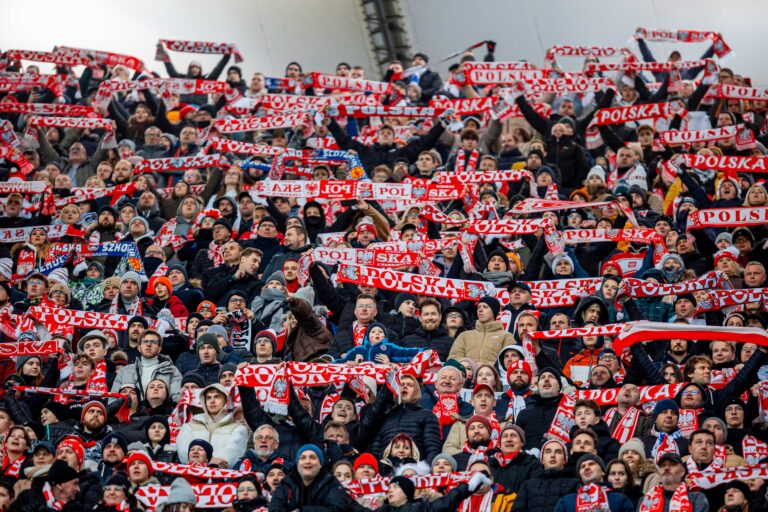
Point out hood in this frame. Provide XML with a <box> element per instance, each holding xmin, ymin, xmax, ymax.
<box><xmin>573</xmin><ymin>295</ymin><xmax>609</xmax><ymax>327</ymax></box>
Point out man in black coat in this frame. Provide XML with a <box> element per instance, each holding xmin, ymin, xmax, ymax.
<box><xmin>327</xmin><ymin>116</ymin><xmax>445</xmax><ymax>172</ymax></box>
<box><xmin>515</xmin><ymin>367</ymin><xmax>564</xmax><ymax>450</ymax></box>
<box><xmin>10</xmin><ymin>460</ymin><xmax>86</xmax><ymax>512</ymax></box>
<box><xmin>512</xmin><ymin>439</ymin><xmax>579</xmax><ymax>512</ymax></box>
<box><xmin>400</xmin><ymin>299</ymin><xmax>454</xmax><ymax>361</ymax></box>
<box><xmin>411</xmin><ymin>53</ymin><xmax>443</xmax><ymax>101</ymax></box>
<box><xmin>491</xmin><ymin>424</ymin><xmax>544</xmax><ymax>498</ymax></box>
<box><xmin>268</xmin><ymin>444</ymin><xmax>364</xmax><ymax>512</ymax></box>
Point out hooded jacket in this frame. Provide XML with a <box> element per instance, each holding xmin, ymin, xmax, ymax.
<box><xmin>448</xmin><ymin>320</ymin><xmax>517</xmax><ymax>366</ymax></box>
<box><xmin>175</xmin><ymin>384</ymin><xmax>248</xmax><ymax>467</ymax></box>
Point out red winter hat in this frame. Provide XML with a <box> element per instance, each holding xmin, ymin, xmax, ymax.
<box><xmin>57</xmin><ymin>436</ymin><xmax>85</xmax><ymax>466</ymax></box>
<box><xmin>465</xmin><ymin>414</ymin><xmax>492</xmax><ymax>434</ymax></box>
<box><xmin>506</xmin><ymin>360</ymin><xmax>533</xmax><ymax>384</ymax></box>
<box><xmin>356</xmin><ymin>220</ymin><xmax>377</xmax><ymax>235</ymax></box>
<box><xmin>713</xmin><ymin>247</ymin><xmax>740</xmax><ymax>267</ymax></box>
<box><xmin>148</xmin><ymin>275</ymin><xmax>173</xmax><ymax>296</ymax></box>
<box><xmin>472</xmin><ymin>383</ymin><xmax>495</xmax><ymax>396</ymax></box>
<box><xmin>353</xmin><ymin>452</ymin><xmax>379</xmax><ymax>474</ymax></box>
<box><xmin>81</xmin><ymin>400</ymin><xmax>107</xmax><ymax>423</ymax></box>
<box><xmin>124</xmin><ymin>450</ymin><xmax>154</xmax><ymax>476</ymax></box>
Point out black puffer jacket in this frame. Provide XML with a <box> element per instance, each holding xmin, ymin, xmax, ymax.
<box><xmin>515</xmin><ymin>393</ymin><xmax>562</xmax><ymax>449</ymax></box>
<box><xmin>491</xmin><ymin>451</ymin><xmax>544</xmax><ymax>497</ymax></box>
<box><xmin>268</xmin><ymin>466</ymin><xmax>364</xmax><ymax>512</ymax></box>
<box><xmin>327</xmin><ymin>118</ymin><xmax>445</xmax><ymax>172</ymax></box>
<box><xmin>512</xmin><ymin>467</ymin><xmax>579</xmax><ymax>512</ymax></box>
<box><xmin>400</xmin><ymin>327</ymin><xmax>455</xmax><ymax>361</ymax></box>
<box><xmin>369</xmin><ymin>388</ymin><xmax>442</xmax><ymax>464</ymax></box>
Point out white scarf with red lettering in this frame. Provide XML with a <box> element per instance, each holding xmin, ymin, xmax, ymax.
<box><xmin>621</xmin><ymin>271</ymin><xmax>725</xmax><ymax>298</ymax></box>
<box><xmin>594</xmin><ymin>102</ymin><xmax>687</xmax><ymax>126</ymax></box>
<box><xmin>576</xmin><ymin>483</ymin><xmax>610</xmax><ymax>512</ymax></box>
<box><xmin>742</xmin><ymin>435</ymin><xmax>768</xmax><ymax>466</ymax></box>
<box><xmin>455</xmin><ymin>149</ymin><xmax>479</xmax><ymax>173</ymax></box>
<box><xmin>157</xmin><ymin>39</ymin><xmax>243</xmax><ymax>62</ymax></box>
<box><xmin>639</xmin><ymin>483</ymin><xmax>692</xmax><ymax>512</ymax></box>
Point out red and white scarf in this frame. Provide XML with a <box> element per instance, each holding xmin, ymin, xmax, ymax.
<box><xmin>213</xmin><ymin>113</ymin><xmax>308</xmax><ymax>133</ymax></box>
<box><xmin>133</xmin><ymin>154</ymin><xmax>228</xmax><ymax>174</ymax></box>
<box><xmin>576</xmin><ymin>483</ymin><xmax>610</xmax><ymax>512</ymax></box>
<box><xmin>432</xmin><ymin>393</ymin><xmax>460</xmax><ymax>432</ymax></box>
<box><xmin>677</xmin><ymin>408</ymin><xmax>701</xmax><ymax>438</ymax></box>
<box><xmin>0</xmin><ymin>102</ymin><xmax>96</xmax><ymax>116</ymax></box>
<box><xmin>741</xmin><ymin>435</ymin><xmax>768</xmax><ymax>466</ymax></box>
<box><xmin>208</xmin><ymin>241</ymin><xmax>225</xmax><ymax>267</ymax></box>
<box><xmin>135</xmin><ymin>483</ymin><xmax>237</xmax><ymax>510</ymax></box>
<box><xmin>621</xmin><ymin>271</ymin><xmax>725</xmax><ymax>298</ymax></box>
<box><xmin>157</xmin><ymin>39</ymin><xmax>243</xmax><ymax>62</ymax></box>
<box><xmin>303</xmin><ymin>73</ymin><xmax>392</xmax><ymax>94</ymax></box>
<box><xmin>669</xmin><ymin>154</ymin><xmax>768</xmax><ymax>175</ymax></box>
<box><xmin>545</xmin><ymin>393</ymin><xmax>576</xmax><ymax>443</ymax></box>
<box><xmin>659</xmin><ymin>123</ymin><xmax>754</xmax><ymax>147</ymax></box>
<box><xmin>635</xmin><ymin>27</ymin><xmax>731</xmax><ymax>57</ymax></box>
<box><xmin>54</xmin><ymin>46</ymin><xmax>144</xmax><ymax>71</ymax></box>
<box><xmin>455</xmin><ymin>149</ymin><xmax>479</xmax><ymax>173</ymax></box>
<box><xmin>43</xmin><ymin>482</ymin><xmax>64</xmax><ymax>511</ymax></box>
<box><xmin>0</xmin><ymin>340</ymin><xmax>60</xmax><ymax>358</ymax></box>
<box><xmin>352</xmin><ymin>321</ymin><xmax>368</xmax><ymax>347</ymax></box>
<box><xmin>2</xmin><ymin>453</ymin><xmax>24</xmax><ymax>478</ymax></box>
<box><xmin>109</xmin><ymin>294</ymin><xmax>142</xmax><ymax>317</ymax></box>
<box><xmin>639</xmin><ymin>483</ymin><xmax>692</xmax><ymax>512</ymax></box>
<box><xmin>604</xmin><ymin>406</ymin><xmax>642</xmax><ymax>444</ymax></box>
<box><xmin>594</xmin><ymin>102</ymin><xmax>687</xmax><ymax>126</ymax></box>
<box><xmin>27</xmin><ymin>116</ymin><xmax>113</xmax><ymax>131</ymax></box>
<box><xmin>688</xmin><ymin>465</ymin><xmax>768</xmax><ymax>490</ymax></box>
<box><xmin>613</xmin><ymin>320</ymin><xmax>768</xmax><ymax>353</ymax></box>
<box><xmin>458</xmin><ymin>489</ymin><xmax>494</xmax><ymax>512</ymax></box>
<box><xmin>706</xmin><ymin>83</ymin><xmax>768</xmax><ymax>101</ymax></box>
<box><xmin>503</xmin><ymin>389</ymin><xmax>532</xmax><ymax>423</ymax></box>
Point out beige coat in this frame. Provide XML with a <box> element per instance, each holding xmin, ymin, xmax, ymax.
<box><xmin>448</xmin><ymin>320</ymin><xmax>517</xmax><ymax>366</ymax></box>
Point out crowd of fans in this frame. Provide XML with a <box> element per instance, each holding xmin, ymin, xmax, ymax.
<box><xmin>0</xmin><ymin>24</ymin><xmax>767</xmax><ymax>512</ymax></box>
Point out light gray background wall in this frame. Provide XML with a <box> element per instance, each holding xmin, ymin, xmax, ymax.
<box><xmin>1</xmin><ymin>0</ymin><xmax>766</xmax><ymax>83</ymax></box>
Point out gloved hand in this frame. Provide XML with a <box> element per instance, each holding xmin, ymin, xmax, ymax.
<box><xmin>468</xmin><ymin>472</ymin><xmax>491</xmax><ymax>492</ymax></box>
<box><xmin>486</xmin><ymin>40</ymin><xmax>497</xmax><ymax>53</ymax></box>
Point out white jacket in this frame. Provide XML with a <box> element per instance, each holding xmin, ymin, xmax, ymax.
<box><xmin>176</xmin><ymin>410</ymin><xmax>249</xmax><ymax>468</ymax></box>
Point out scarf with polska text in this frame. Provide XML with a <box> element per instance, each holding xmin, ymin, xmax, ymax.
<box><xmin>593</xmin><ymin>101</ymin><xmax>687</xmax><ymax>126</ymax></box>
<box><xmin>0</xmin><ymin>340</ymin><xmax>60</xmax><ymax>359</ymax></box>
<box><xmin>0</xmin><ymin>102</ymin><xmax>96</xmax><ymax>116</ymax></box>
<box><xmin>659</xmin><ymin>123</ymin><xmax>754</xmax><ymax>148</ymax></box>
<box><xmin>344</xmin><ymin>472</ymin><xmax>474</xmax><ymax>497</ymax></box>
<box><xmin>0</xmin><ymin>74</ymin><xmax>64</xmax><ymax>97</ymax></box>
<box><xmin>27</xmin><ymin>116</ymin><xmax>113</xmax><ymax>131</ymax></box>
<box><xmin>613</xmin><ymin>320</ymin><xmax>768</xmax><ymax>353</ymax></box>
<box><xmin>668</xmin><ymin>154</ymin><xmax>768</xmax><ymax>175</ymax></box>
<box><xmin>133</xmin><ymin>154</ymin><xmax>228</xmax><ymax>174</ymax></box>
<box><xmin>706</xmin><ymin>83</ymin><xmax>768</xmax><ymax>101</ymax></box>
<box><xmin>135</xmin><ymin>483</ymin><xmax>237</xmax><ymax>510</ymax></box>
<box><xmin>620</xmin><ymin>271</ymin><xmax>726</xmax><ymax>298</ymax></box>
<box><xmin>639</xmin><ymin>482</ymin><xmax>692</xmax><ymax>512</ymax></box>
<box><xmin>53</xmin><ymin>46</ymin><xmax>143</xmax><ymax>71</ymax></box>
<box><xmin>213</xmin><ymin>113</ymin><xmax>309</xmax><ymax>133</ymax></box>
<box><xmin>560</xmin><ymin>228</ymin><xmax>666</xmax><ymax>264</ymax></box>
<box><xmin>157</xmin><ymin>39</ymin><xmax>243</xmax><ymax>62</ymax></box>
<box><xmin>695</xmin><ymin>287</ymin><xmax>768</xmax><ymax>314</ymax></box>
<box><xmin>635</xmin><ymin>27</ymin><xmax>731</xmax><ymax>58</ymax></box>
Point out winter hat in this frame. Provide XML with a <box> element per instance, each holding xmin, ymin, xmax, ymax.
<box><xmin>713</xmin><ymin>247</ymin><xmax>740</xmax><ymax>267</ymax></box>
<box><xmin>164</xmin><ymin>477</ymin><xmax>197</xmax><ymax>507</ymax></box>
<box><xmin>57</xmin><ymin>436</ymin><xmax>85</xmax><ymax>466</ymax></box>
<box><xmin>653</xmin><ymin>399</ymin><xmax>679</xmax><ymax>421</ymax></box>
<box><xmin>586</xmin><ymin>165</ymin><xmax>606</xmax><ymax>182</ymax></box>
<box><xmin>535</xmin><ymin>166</ymin><xmax>559</xmax><ymax>184</ymax></box>
<box><xmin>195</xmin><ymin>333</ymin><xmax>221</xmax><ymax>354</ymax></box>
<box><xmin>41</xmin><ymin>401</ymin><xmax>69</xmax><ymax>422</ymax></box>
<box><xmin>538</xmin><ymin>367</ymin><xmax>562</xmax><ymax>388</ymax></box>
<box><xmin>657</xmin><ymin>253</ymin><xmax>684</xmax><ymax>270</ymax></box>
<box><xmin>212</xmin><ymin>217</ymin><xmax>232</xmax><ymax>233</ymax></box>
<box><xmin>501</xmin><ymin>423</ymin><xmax>527</xmax><ymax>447</ymax></box>
<box><xmin>551</xmin><ymin>253</ymin><xmax>574</xmax><ymax>273</ymax></box>
<box><xmin>354</xmin><ymin>452</ymin><xmax>378</xmax><ymax>473</ymax></box>
<box><xmin>15</xmin><ymin>354</ymin><xmax>42</xmax><ymax>374</ymax></box>
<box><xmin>105</xmin><ymin>472</ymin><xmax>130</xmax><ymax>493</ymax></box>
<box><xmin>120</xmin><ymin>271</ymin><xmax>142</xmax><ymax>287</ymax></box>
<box><xmin>218</xmin><ymin>363</ymin><xmax>238</xmax><ymax>380</ymax></box>
<box><xmin>46</xmin><ymin>460</ymin><xmax>83</xmax><ymax>486</ymax></box>
<box><xmin>465</xmin><ymin>415</ymin><xmax>492</xmax><ymax>434</ymax></box>
<box><xmin>577</xmin><ymin>453</ymin><xmax>606</xmax><ymax>474</ymax></box>
<box><xmin>0</xmin><ymin>258</ymin><xmax>12</xmax><ymax>280</ymax></box>
<box><xmin>265</xmin><ymin>271</ymin><xmax>286</xmax><ymax>287</ymax></box>
<box><xmin>714</xmin><ymin>232</ymin><xmax>733</xmax><ymax>246</ymax></box>
<box><xmin>181</xmin><ymin>373</ymin><xmax>205</xmax><ymax>388</ymax></box>
<box><xmin>363</xmin><ymin>322</ymin><xmax>388</xmax><ymax>344</ymax></box>
<box><xmin>149</xmin><ymin>276</ymin><xmax>173</xmax><ymax>296</ymax></box>
<box><xmin>102</xmin><ymin>432</ymin><xmax>128</xmax><ymax>454</ymax></box>
<box><xmin>618</xmin><ymin>438</ymin><xmax>646</xmax><ymax>460</ymax></box>
<box><xmin>81</xmin><ymin>400</ymin><xmax>107</xmax><ymax>423</ymax></box>
<box><xmin>102</xmin><ymin>276</ymin><xmax>121</xmax><ymax>290</ymax></box>
<box><xmin>47</xmin><ymin>268</ymin><xmax>69</xmax><ymax>285</ymax></box>
<box><xmin>77</xmin><ymin>330</ymin><xmax>109</xmax><ymax>352</ymax></box>
<box><xmin>674</xmin><ymin>293</ymin><xmax>697</xmax><ymax>308</ymax></box>
<box><xmin>293</xmin><ymin>286</ymin><xmax>315</xmax><ymax>305</ymax></box>
<box><xmin>167</xmin><ymin>264</ymin><xmax>188</xmax><ymax>281</ymax></box>
<box><xmin>722</xmin><ymin>479</ymin><xmax>753</xmax><ymax>501</ymax></box>
<box><xmin>129</xmin><ymin>216</ymin><xmax>151</xmax><ymax>233</ymax></box>
<box><xmin>431</xmin><ymin>453</ymin><xmax>458</xmax><ymax>472</ymax></box>
<box><xmin>356</xmin><ymin>218</ymin><xmax>377</xmax><ymax>236</ymax></box>
<box><xmin>394</xmin><ymin>293</ymin><xmax>417</xmax><ymax>312</ymax></box>
<box><xmin>541</xmin><ymin>439</ymin><xmax>568</xmax><ymax>463</ymax></box>
<box><xmin>189</xmin><ymin>439</ymin><xmax>214</xmax><ymax>461</ymax></box>
<box><xmin>207</xmin><ymin>325</ymin><xmax>229</xmax><ymax>340</ymax></box>
<box><xmin>253</xmin><ymin>329</ymin><xmax>278</xmax><ymax>353</ymax></box>
<box><xmin>296</xmin><ymin>444</ymin><xmax>325</xmax><ymax>465</ymax></box>
<box><xmin>506</xmin><ymin>360</ymin><xmax>532</xmax><ymax>383</ymax></box>
<box><xmin>477</xmin><ymin>296</ymin><xmax>501</xmax><ymax>318</ymax></box>
<box><xmin>442</xmin><ymin>359</ymin><xmax>467</xmax><ymax>378</ymax></box>
<box><xmin>486</xmin><ymin>249</ymin><xmax>511</xmax><ymax>270</ymax></box>
<box><xmin>129</xmin><ymin>315</ymin><xmax>149</xmax><ymax>329</ymax></box>
<box><xmin>390</xmin><ymin>475</ymin><xmax>416</xmax><ymax>502</ymax></box>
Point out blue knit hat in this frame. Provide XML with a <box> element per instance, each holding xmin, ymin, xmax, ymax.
<box><xmin>653</xmin><ymin>399</ymin><xmax>679</xmax><ymax>421</ymax></box>
<box><xmin>296</xmin><ymin>444</ymin><xmax>324</xmax><ymax>465</ymax></box>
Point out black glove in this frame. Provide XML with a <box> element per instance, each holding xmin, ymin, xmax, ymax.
<box><xmin>486</xmin><ymin>40</ymin><xmax>497</xmax><ymax>53</ymax></box>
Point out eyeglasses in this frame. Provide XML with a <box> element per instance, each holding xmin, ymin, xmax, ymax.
<box><xmin>141</xmin><ymin>339</ymin><xmax>161</xmax><ymax>346</ymax></box>
<box><xmin>681</xmin><ymin>390</ymin><xmax>701</xmax><ymax>396</ymax></box>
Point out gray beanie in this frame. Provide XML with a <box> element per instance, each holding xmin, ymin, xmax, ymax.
<box><xmin>77</xmin><ymin>330</ymin><xmax>109</xmax><ymax>352</ymax></box>
<box><xmin>163</xmin><ymin>478</ymin><xmax>197</xmax><ymax>507</ymax></box>
<box><xmin>430</xmin><ymin>453</ymin><xmax>457</xmax><ymax>472</ymax></box>
<box><xmin>266</xmin><ymin>271</ymin><xmax>286</xmax><ymax>287</ymax></box>
<box><xmin>129</xmin><ymin>216</ymin><xmax>151</xmax><ymax>233</ymax></box>
<box><xmin>121</xmin><ymin>271</ymin><xmax>142</xmax><ymax>287</ymax></box>
<box><xmin>715</xmin><ymin>232</ymin><xmax>733</xmax><ymax>245</ymax></box>
<box><xmin>551</xmin><ymin>253</ymin><xmax>574</xmax><ymax>273</ymax></box>
<box><xmin>293</xmin><ymin>286</ymin><xmax>315</xmax><ymax>305</ymax></box>
<box><xmin>618</xmin><ymin>438</ymin><xmax>646</xmax><ymax>461</ymax></box>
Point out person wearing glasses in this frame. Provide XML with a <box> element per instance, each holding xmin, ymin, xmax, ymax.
<box><xmin>111</xmin><ymin>330</ymin><xmax>182</xmax><ymax>403</ymax></box>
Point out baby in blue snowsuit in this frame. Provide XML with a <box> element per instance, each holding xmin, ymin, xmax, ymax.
<box><xmin>336</xmin><ymin>322</ymin><xmax>422</xmax><ymax>364</ymax></box>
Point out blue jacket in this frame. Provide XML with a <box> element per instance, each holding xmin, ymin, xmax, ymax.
<box><xmin>336</xmin><ymin>339</ymin><xmax>421</xmax><ymax>364</ymax></box>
